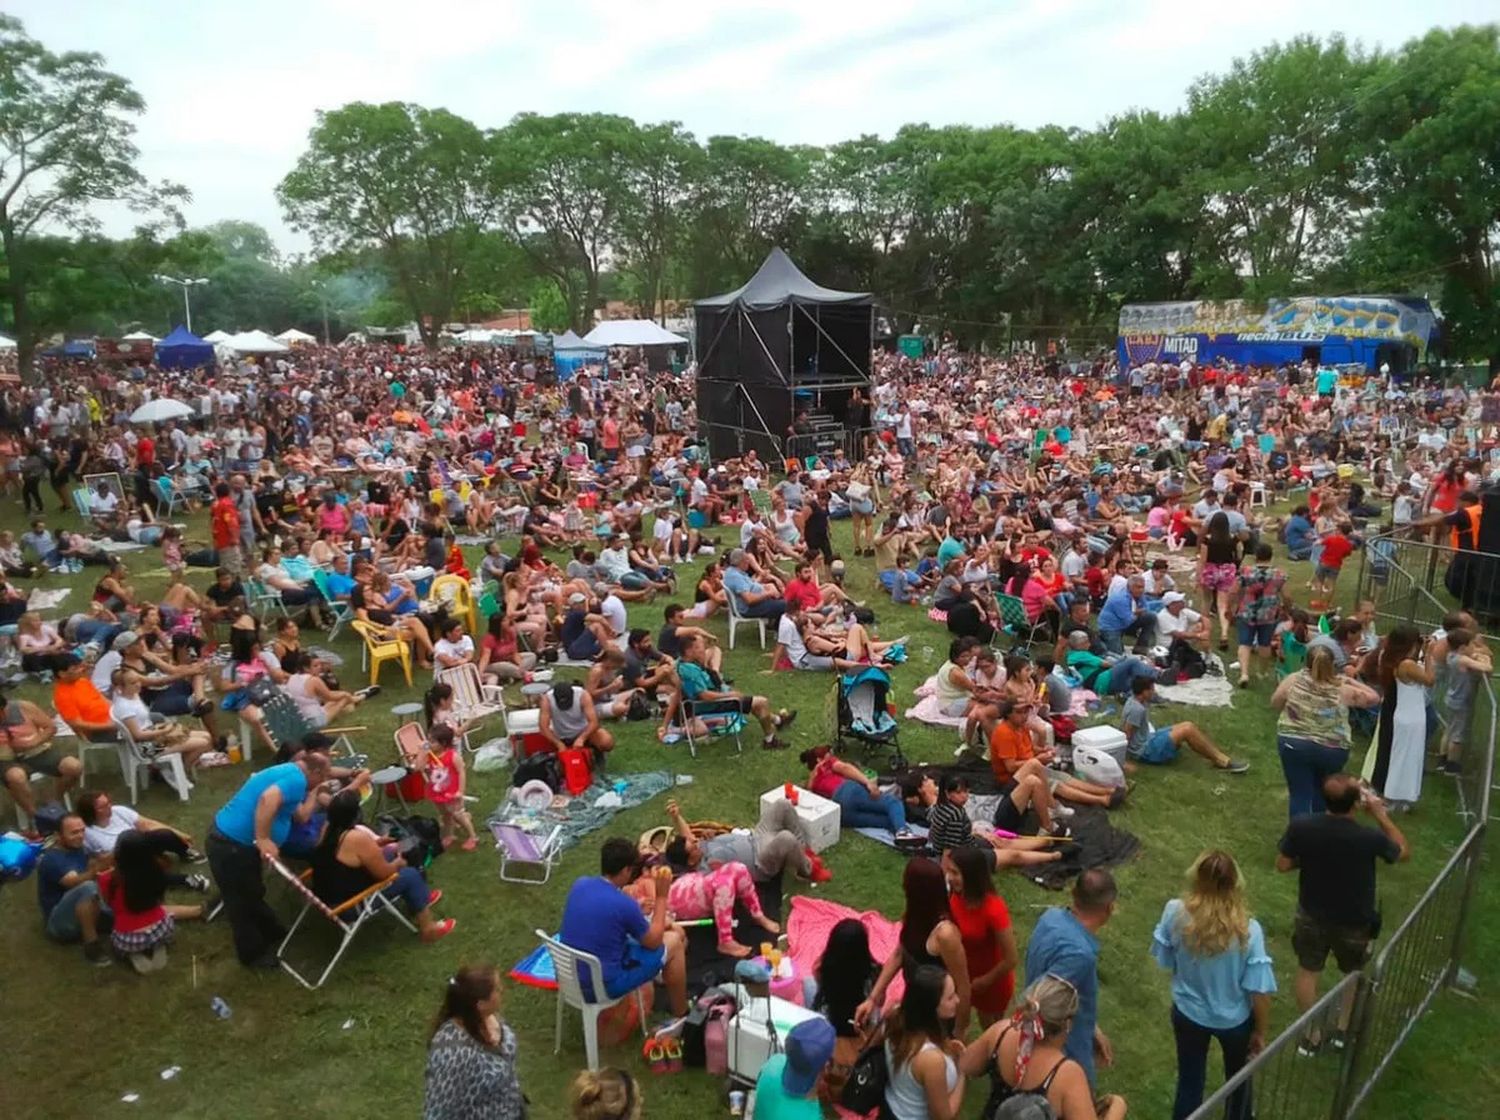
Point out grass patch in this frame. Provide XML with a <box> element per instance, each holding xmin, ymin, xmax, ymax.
<box><xmin>0</xmin><ymin>506</ymin><xmax>1492</xmax><ymax>1119</ymax></box>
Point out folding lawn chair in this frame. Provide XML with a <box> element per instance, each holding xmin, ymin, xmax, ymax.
<box><xmin>311</xmin><ymin>570</ymin><xmax>353</xmax><ymax>641</ymax></box>
<box><xmin>244</xmin><ymin>577</ymin><xmax>292</xmax><ymax>624</ymax></box>
<box><xmin>995</xmin><ymin>592</ymin><xmax>1047</xmax><ymax>649</ymax></box>
<box><xmin>265</xmin><ymin>853</ymin><xmax>416</xmax><ymax>990</ymax></box>
<box><xmin>679</xmin><ymin>697</ymin><xmax>746</xmax><ymax>758</ymax></box>
<box><xmin>491</xmin><ymin>822</ymin><xmax>562</xmax><ymax>884</ymax></box>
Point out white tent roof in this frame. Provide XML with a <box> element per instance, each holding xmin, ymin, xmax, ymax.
<box><xmin>275</xmin><ymin>328</ymin><xmax>317</xmax><ymax>343</ymax></box>
<box><xmin>0</xmin><ymin>334</ymin><xmax>16</xmax><ymax>351</ymax></box>
<box><xmin>223</xmin><ymin>329</ymin><xmax>290</xmax><ymax>354</ymax></box>
<box><xmin>121</xmin><ymin>330</ymin><xmax>157</xmax><ymax>341</ymax></box>
<box><xmin>202</xmin><ymin>329</ymin><xmax>231</xmax><ymax>343</ymax></box>
<box><xmin>454</xmin><ymin>328</ymin><xmax>500</xmax><ymax>344</ymax></box>
<box><xmin>582</xmin><ymin>319</ymin><xmax>687</xmax><ymax>348</ymax></box>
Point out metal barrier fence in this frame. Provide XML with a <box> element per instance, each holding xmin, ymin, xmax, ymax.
<box><xmin>1187</xmin><ymin>536</ymin><xmax>1496</xmax><ymax>1120</ymax></box>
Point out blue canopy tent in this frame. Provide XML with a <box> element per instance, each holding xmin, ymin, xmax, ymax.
<box><xmin>551</xmin><ymin>330</ymin><xmax>606</xmax><ymax>381</ymax></box>
<box><xmin>154</xmin><ymin>325</ymin><xmax>215</xmax><ymax>370</ymax></box>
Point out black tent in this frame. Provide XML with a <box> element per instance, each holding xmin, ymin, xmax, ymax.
<box><xmin>694</xmin><ymin>248</ymin><xmax>873</xmax><ymax>463</ymax></box>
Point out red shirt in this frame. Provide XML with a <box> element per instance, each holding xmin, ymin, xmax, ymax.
<box><xmin>949</xmin><ymin>891</ymin><xmax>1014</xmax><ymax>1015</ymax></box>
<box><xmin>210</xmin><ymin>496</ymin><xmax>241</xmax><ymax>549</ymax></box>
<box><xmin>1319</xmin><ymin>533</ymin><xmax>1354</xmax><ymax>570</ymax></box>
<box><xmin>135</xmin><ymin>436</ymin><xmax>155</xmax><ymax>467</ymax></box>
<box><xmin>98</xmin><ymin>868</ymin><xmax>165</xmax><ymax>934</ymax></box>
<box><xmin>783</xmin><ymin>576</ymin><xmax>822</xmax><ymax>612</ymax></box>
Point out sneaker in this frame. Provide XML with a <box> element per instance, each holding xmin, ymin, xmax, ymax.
<box><xmin>893</xmin><ymin>830</ymin><xmax>926</xmax><ymax>849</ymax></box>
<box><xmin>184</xmin><ymin>847</ymin><xmax>208</xmax><ymax>864</ymax></box>
<box><xmin>421</xmin><ymin>918</ymin><xmax>457</xmax><ymax>944</ymax></box>
<box><xmin>1047</xmin><ymin>823</ymin><xmax>1072</xmax><ymax>839</ymax></box>
<box><xmin>776</xmin><ymin>709</ymin><xmax>798</xmax><ymax>730</ymax></box>
<box><xmin>1441</xmin><ymin>760</ymin><xmax>1463</xmax><ymax>776</ymax></box>
<box><xmin>1220</xmin><ymin>759</ymin><xmax>1251</xmax><ymax>775</ymax></box>
<box><xmin>354</xmin><ymin>685</ymin><xmax>382</xmax><ymax>700</ymax></box>
<box><xmin>426</xmin><ymin>889</ymin><xmax>444</xmax><ymax>908</ymax></box>
<box><xmin>1296</xmin><ymin>1033</ymin><xmax>1322</xmax><ymax>1058</ymax></box>
<box><xmin>83</xmin><ymin>940</ymin><xmax>113</xmax><ymax>967</ymax></box>
<box><xmin>1051</xmin><ymin>804</ymin><xmax>1076</xmax><ymax>820</ymax></box>
<box><xmin>460</xmin><ymin>837</ymin><xmax>478</xmax><ymax>852</ymax></box>
<box><xmin>761</xmin><ymin>736</ymin><xmax>789</xmax><ymax>751</ymax></box>
<box><xmin>184</xmin><ymin>873</ymin><xmax>212</xmax><ymax>893</ymax></box>
<box><xmin>1106</xmin><ymin>786</ymin><xmax>1128</xmax><ymax>809</ymax></box>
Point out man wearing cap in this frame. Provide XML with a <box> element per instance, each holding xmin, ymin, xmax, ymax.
<box><xmin>723</xmin><ymin>548</ymin><xmax>787</xmax><ymax>622</ymax></box>
<box><xmin>1156</xmin><ymin>591</ymin><xmax>1210</xmax><ymax>657</ymax></box>
<box><xmin>752</xmin><ymin>1016</ymin><xmax>836</xmax><ymax>1118</ymax></box>
<box><xmin>90</xmin><ymin>629</ymin><xmax>141</xmax><ymax>697</ymax></box>
<box><xmin>559</xmin><ymin>591</ymin><xmax>617</xmax><ymax>662</ymax></box>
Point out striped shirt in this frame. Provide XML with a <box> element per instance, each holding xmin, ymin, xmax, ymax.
<box><xmin>927</xmin><ymin>800</ymin><xmax>975</xmax><ymax>854</ymax></box>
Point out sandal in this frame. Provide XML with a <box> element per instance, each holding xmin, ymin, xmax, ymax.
<box><xmin>662</xmin><ymin>1036</ymin><xmax>684</xmax><ymax>1072</ymax></box>
<box><xmin>642</xmin><ymin>1038</ymin><xmax>669</xmax><ymax>1074</ymax></box>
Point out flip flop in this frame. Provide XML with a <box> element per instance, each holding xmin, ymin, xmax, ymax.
<box><xmin>642</xmin><ymin>1038</ymin><xmax>669</xmax><ymax>1074</ymax></box>
<box><xmin>662</xmin><ymin>1036</ymin><xmax>684</xmax><ymax>1073</ymax></box>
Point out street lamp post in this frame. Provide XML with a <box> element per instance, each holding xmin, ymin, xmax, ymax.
<box><xmin>154</xmin><ymin>274</ymin><xmax>210</xmax><ymax>333</ymax></box>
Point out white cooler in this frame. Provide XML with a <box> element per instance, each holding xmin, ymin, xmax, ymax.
<box><xmin>1071</xmin><ymin>724</ymin><xmax>1128</xmax><ymax>769</ymax></box>
<box><xmin>727</xmin><ymin>987</ymin><xmax>822</xmax><ymax>1085</ymax></box>
<box><xmin>758</xmin><ymin>785</ymin><xmax>840</xmax><ymax>853</ymax></box>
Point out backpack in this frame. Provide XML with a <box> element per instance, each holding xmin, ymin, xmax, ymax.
<box><xmin>374</xmin><ymin>814</ymin><xmax>444</xmax><ymax>871</ymax></box>
<box><xmin>839</xmin><ymin>1029</ymin><xmax>889</xmax><ymax>1114</ymax></box>
<box><xmin>681</xmin><ymin>988</ymin><xmax>737</xmax><ymax>1074</ymax></box>
<box><xmin>511</xmin><ymin>751</ymin><xmax>563</xmax><ymax>793</ymax></box>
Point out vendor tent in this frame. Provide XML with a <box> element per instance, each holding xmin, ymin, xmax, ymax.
<box><xmin>582</xmin><ymin>320</ymin><xmax>687</xmax><ymax>348</ymax></box>
<box><xmin>551</xmin><ymin>329</ymin><xmax>590</xmax><ymax>349</ymax></box>
<box><xmin>223</xmin><ymin>329</ymin><xmax>289</xmax><ymax>355</ymax></box>
<box><xmin>202</xmin><ymin>329</ymin><xmax>231</xmax><ymax>343</ymax></box>
<box><xmin>121</xmin><ymin>330</ymin><xmax>158</xmax><ymax>342</ymax></box>
<box><xmin>0</xmin><ymin>335</ymin><xmax>15</xmax><ymax>351</ymax></box>
<box><xmin>454</xmin><ymin>328</ymin><xmax>500</xmax><ymax>344</ymax></box>
<box><xmin>275</xmin><ymin>328</ymin><xmax>317</xmax><ymax>344</ymax></box>
<box><xmin>155</xmin><ymin>325</ymin><xmax>215</xmax><ymax>370</ymax></box>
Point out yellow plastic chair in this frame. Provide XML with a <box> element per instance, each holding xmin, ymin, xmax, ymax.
<box><xmin>428</xmin><ymin>487</ymin><xmax>447</xmax><ymax>507</ymax></box>
<box><xmin>351</xmin><ymin>620</ymin><xmax>413</xmax><ymax>688</ymax></box>
<box><xmin>430</xmin><ymin>573</ymin><xmax>478</xmax><ymax>635</ymax></box>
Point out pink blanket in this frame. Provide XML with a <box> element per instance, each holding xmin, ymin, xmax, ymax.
<box><xmin>787</xmin><ymin>894</ymin><xmax>906</xmax><ymax>1007</ymax></box>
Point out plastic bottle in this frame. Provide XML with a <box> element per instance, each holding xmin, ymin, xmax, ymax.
<box><xmin>210</xmin><ymin>996</ymin><xmax>232</xmax><ymax>1020</ymax></box>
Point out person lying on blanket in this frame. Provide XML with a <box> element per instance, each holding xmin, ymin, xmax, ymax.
<box><xmin>925</xmin><ymin>773</ymin><xmax>1063</xmax><ymax>869</ymax></box>
<box><xmin>626</xmin><ymin>850</ymin><xmax>781</xmax><ymax>959</ymax></box>
<box><xmin>991</xmin><ymin>700</ymin><xmax>1124</xmax><ymax>809</ymax></box>
<box><xmin>661</xmin><ymin>797</ymin><xmax>832</xmax><ymax>884</ymax></box>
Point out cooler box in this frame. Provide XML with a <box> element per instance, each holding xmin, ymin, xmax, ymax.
<box><xmin>1071</xmin><ymin>725</ymin><xmax>1128</xmax><ymax>768</ymax></box>
<box><xmin>758</xmin><ymin>785</ymin><xmax>840</xmax><ymax>853</ymax></box>
<box><xmin>727</xmin><ymin>988</ymin><xmax>822</xmax><ymax>1085</ymax></box>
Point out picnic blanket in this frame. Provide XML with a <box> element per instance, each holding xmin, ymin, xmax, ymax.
<box><xmin>1156</xmin><ymin>664</ymin><xmax>1235</xmax><ymax>709</ymax></box>
<box><xmin>684</xmin><ymin>875</ymin><xmax>784</xmax><ymax>995</ymax></box>
<box><xmin>905</xmin><ymin>675</ymin><xmax>1099</xmax><ymax>728</ymax></box>
<box><xmin>25</xmin><ymin>588</ymin><xmax>69</xmax><ymax>612</ymax></box>
<box><xmin>485</xmin><ymin>770</ymin><xmax>671</xmax><ymax>852</ymax></box>
<box><xmin>786</xmin><ymin>895</ymin><xmax>906</xmax><ymax>1007</ymax></box>
<box><xmin>94</xmin><ymin>539</ymin><xmax>148</xmax><ymax>553</ymax></box>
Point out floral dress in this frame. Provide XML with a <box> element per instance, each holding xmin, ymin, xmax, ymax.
<box><xmin>423</xmin><ymin>1019</ymin><xmax>525</xmax><ymax>1120</ymax></box>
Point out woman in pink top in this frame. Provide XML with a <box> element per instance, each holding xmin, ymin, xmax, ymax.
<box><xmin>1008</xmin><ymin>562</ymin><xmax>1059</xmax><ymax>627</ymax></box>
<box><xmin>317</xmin><ymin>494</ymin><xmax>351</xmax><ymax>537</ymax></box>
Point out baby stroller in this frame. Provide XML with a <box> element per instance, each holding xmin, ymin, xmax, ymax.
<box><xmin>834</xmin><ymin>666</ymin><xmax>904</xmax><ymax>769</ymax></box>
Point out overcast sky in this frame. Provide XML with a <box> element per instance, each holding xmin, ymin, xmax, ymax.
<box><xmin>9</xmin><ymin>0</ymin><xmax>1494</xmax><ymax>253</ymax></box>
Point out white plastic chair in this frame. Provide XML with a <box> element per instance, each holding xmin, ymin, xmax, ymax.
<box><xmin>113</xmin><ymin>719</ymin><xmax>192</xmax><ymax>804</ymax></box>
<box><xmin>725</xmin><ymin>592</ymin><xmax>768</xmax><ymax>650</ymax></box>
<box><xmin>534</xmin><ymin>929</ymin><xmax>649</xmax><ymax>1071</ymax></box>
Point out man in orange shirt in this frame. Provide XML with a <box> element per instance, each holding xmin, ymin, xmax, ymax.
<box><xmin>990</xmin><ymin>699</ymin><xmax>1121</xmax><ymax>809</ymax></box>
<box><xmin>210</xmin><ymin>481</ymin><xmax>243</xmax><ymax>576</ymax></box>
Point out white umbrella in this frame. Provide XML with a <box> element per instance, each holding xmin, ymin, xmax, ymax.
<box><xmin>129</xmin><ymin>398</ymin><xmax>195</xmax><ymax>423</ymax></box>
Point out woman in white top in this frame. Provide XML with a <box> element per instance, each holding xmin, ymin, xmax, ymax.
<box><xmin>882</xmin><ymin>964</ymin><xmax>966</xmax><ymax>1120</ymax></box>
<box><xmin>281</xmin><ymin>650</ymin><xmax>365</xmax><ymax>728</ymax></box>
<box><xmin>110</xmin><ymin>668</ymin><xmax>212</xmax><ymax>769</ymax></box>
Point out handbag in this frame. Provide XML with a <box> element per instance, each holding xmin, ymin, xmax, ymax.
<box><xmin>840</xmin><ymin>1027</ymin><xmax>889</xmax><ymax>1114</ymax></box>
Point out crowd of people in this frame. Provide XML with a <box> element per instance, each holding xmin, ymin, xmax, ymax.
<box><xmin>1</xmin><ymin>336</ymin><xmax>1491</xmax><ymax>1118</ymax></box>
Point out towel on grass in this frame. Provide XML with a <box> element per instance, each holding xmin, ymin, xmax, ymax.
<box><xmin>25</xmin><ymin>588</ymin><xmax>70</xmax><ymax>612</ymax></box>
<box><xmin>486</xmin><ymin>770</ymin><xmax>671</xmax><ymax>852</ymax></box>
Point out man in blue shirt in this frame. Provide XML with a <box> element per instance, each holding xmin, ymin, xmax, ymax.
<box><xmin>1025</xmin><ymin>869</ymin><xmax>1117</xmax><ymax>1088</ymax></box>
<box><xmin>1283</xmin><ymin>506</ymin><xmax>1315</xmax><ymax>561</ymax></box>
<box><xmin>206</xmin><ymin>749</ymin><xmax>332</xmax><ymax>967</ymax></box>
<box><xmin>559</xmin><ymin>837</ymin><xmax>688</xmax><ymax>1017</ymax></box>
<box><xmin>1098</xmin><ymin>575</ymin><xmax>1156</xmax><ymax>655</ymax></box>
<box><xmin>675</xmin><ymin>633</ymin><xmax>794</xmax><ymax>749</ymax></box>
<box><xmin>37</xmin><ymin>813</ymin><xmax>112</xmax><ymax>965</ymax></box>
<box><xmin>723</xmin><ymin>548</ymin><xmax>786</xmax><ymax>620</ymax></box>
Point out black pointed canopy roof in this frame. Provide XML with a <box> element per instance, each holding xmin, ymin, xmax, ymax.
<box><xmin>696</xmin><ymin>247</ymin><xmax>871</xmax><ymax>311</ymax></box>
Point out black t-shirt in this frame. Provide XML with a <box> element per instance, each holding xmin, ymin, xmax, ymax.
<box><xmin>350</xmin><ymin>583</ymin><xmax>394</xmax><ymax>625</ymax></box>
<box><xmin>206</xmin><ymin>580</ymin><xmax>245</xmax><ymax>608</ymax></box>
<box><xmin>1278</xmin><ymin>813</ymin><xmax>1400</xmax><ymax>928</ymax></box>
<box><xmin>658</xmin><ymin>623</ymin><xmax>683</xmax><ymax>658</ymax></box>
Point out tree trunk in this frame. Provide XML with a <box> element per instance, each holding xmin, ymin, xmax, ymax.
<box><xmin>0</xmin><ymin>220</ymin><xmax>36</xmax><ymax>383</ymax></box>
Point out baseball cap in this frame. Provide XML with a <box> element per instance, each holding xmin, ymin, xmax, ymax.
<box><xmin>567</xmin><ymin>592</ymin><xmax>586</xmax><ymax>605</ymax></box>
<box><xmin>112</xmin><ymin>630</ymin><xmax>142</xmax><ymax>651</ymax></box>
<box><xmin>1162</xmin><ymin>591</ymin><xmax>1186</xmax><ymax>606</ymax></box>
<box><xmin>781</xmin><ymin>1017</ymin><xmax>836</xmax><ymax>1096</ymax></box>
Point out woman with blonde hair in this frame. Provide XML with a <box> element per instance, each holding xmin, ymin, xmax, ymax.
<box><xmin>1151</xmin><ymin>850</ymin><xmax>1276</xmax><ymax>1120</ymax></box>
<box><xmin>569</xmin><ymin>1068</ymin><xmax>641</xmax><ymax>1120</ymax></box>
<box><xmin>1271</xmin><ymin>644</ymin><xmax>1381</xmax><ymax>817</ymax></box>
<box><xmin>960</xmin><ymin>973</ymin><xmax>1126</xmax><ymax>1119</ymax></box>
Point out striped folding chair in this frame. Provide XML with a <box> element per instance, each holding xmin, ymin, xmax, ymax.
<box><xmin>265</xmin><ymin>853</ymin><xmax>416</xmax><ymax>990</ymax></box>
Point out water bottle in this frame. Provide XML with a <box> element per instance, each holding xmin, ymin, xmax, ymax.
<box><xmin>210</xmin><ymin>996</ymin><xmax>232</xmax><ymax>1020</ymax></box>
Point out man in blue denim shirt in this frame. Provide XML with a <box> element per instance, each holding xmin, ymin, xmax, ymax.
<box><xmin>1098</xmin><ymin>575</ymin><xmax>1156</xmax><ymax>654</ymax></box>
<box><xmin>1025</xmin><ymin>869</ymin><xmax>1117</xmax><ymax>1088</ymax></box>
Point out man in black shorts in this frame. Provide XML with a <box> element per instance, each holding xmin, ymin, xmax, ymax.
<box><xmin>0</xmin><ymin>691</ymin><xmax>79</xmax><ymax>829</ymax></box>
<box><xmin>1277</xmin><ymin>773</ymin><xmax>1409</xmax><ymax>1052</ymax></box>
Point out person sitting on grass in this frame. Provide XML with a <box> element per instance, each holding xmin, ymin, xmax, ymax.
<box><xmin>626</xmin><ymin>843</ymin><xmax>780</xmax><ymax>960</ymax></box>
<box><xmin>559</xmin><ymin>837</ymin><xmax>689</xmax><ymax>1020</ymax></box>
<box><xmin>671</xmin><ymin>633</ymin><xmax>795</xmax><ymax>750</ymax></box>
<box><xmin>990</xmin><ymin>698</ymin><xmax>1122</xmax><ymax>810</ymax></box>
<box><xmin>657</xmin><ymin>603</ymin><xmax>724</xmax><ymax>673</ymax></box>
<box><xmin>925</xmin><ymin>772</ymin><xmax>1064</xmax><ymax>868</ymax></box>
<box><xmin>584</xmin><ymin>648</ymin><xmax>647</xmax><ymax>719</ymax></box>
<box><xmin>772</xmin><ymin>607</ymin><xmax>864</xmax><ymax>673</ymax></box>
<box><xmin>311</xmin><ymin>788</ymin><xmax>455</xmax><ymax>943</ymax></box>
<box><xmin>0</xmin><ymin>688</ymin><xmax>76</xmax><ymax>828</ymax></box>
<box><xmin>1121</xmin><ymin>676</ymin><xmax>1249</xmax><ymax>773</ymax></box>
<box><xmin>36</xmin><ymin>812</ymin><xmax>113</xmax><ymax>966</ymax></box>
<box><xmin>662</xmin><ymin>795</ymin><xmax>831</xmax><ymax>885</ymax></box>
<box><xmin>99</xmin><ymin>827</ymin><xmax>214</xmax><ymax>973</ymax></box>
<box><xmin>801</xmin><ymin>744</ymin><xmax>922</xmax><ymax>844</ymax></box>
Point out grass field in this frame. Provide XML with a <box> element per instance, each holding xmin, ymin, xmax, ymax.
<box><xmin>1</xmin><ymin>503</ymin><xmax>1494</xmax><ymax>1120</ymax></box>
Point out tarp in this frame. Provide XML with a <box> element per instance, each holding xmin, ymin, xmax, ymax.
<box><xmin>696</xmin><ymin>246</ymin><xmax>871</xmax><ymax>311</ymax></box>
<box><xmin>454</xmin><ymin>328</ymin><xmax>500</xmax><ymax>344</ymax></box>
<box><xmin>154</xmin><ymin>325</ymin><xmax>215</xmax><ymax>370</ymax></box>
<box><xmin>121</xmin><ymin>330</ymin><xmax>157</xmax><ymax>341</ymax></box>
<box><xmin>582</xmin><ymin>319</ymin><xmax>687</xmax><ymax>347</ymax></box>
<box><xmin>222</xmin><ymin>329</ymin><xmax>289</xmax><ymax>355</ymax></box>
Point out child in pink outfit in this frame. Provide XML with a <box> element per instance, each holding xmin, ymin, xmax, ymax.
<box><xmin>425</xmin><ymin>724</ymin><xmax>478</xmax><ymax>851</ymax></box>
<box><xmin>630</xmin><ymin>859</ymin><xmax>780</xmax><ymax>958</ymax></box>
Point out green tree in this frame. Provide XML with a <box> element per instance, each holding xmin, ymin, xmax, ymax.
<box><xmin>615</xmin><ymin>122</ymin><xmax>697</xmax><ymax>322</ymax></box>
<box><xmin>528</xmin><ymin>279</ymin><xmax>569</xmax><ymax>333</ymax></box>
<box><xmin>277</xmin><ymin>101</ymin><xmax>498</xmax><ymax>346</ymax></box>
<box><xmin>490</xmin><ymin>112</ymin><xmax>641</xmax><ymax>330</ymax></box>
<box><xmin>0</xmin><ymin>14</ymin><xmax>184</xmax><ymax>376</ymax></box>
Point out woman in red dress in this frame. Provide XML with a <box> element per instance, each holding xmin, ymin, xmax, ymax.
<box><xmin>943</xmin><ymin>845</ymin><xmax>1019</xmax><ymax>1025</ymax></box>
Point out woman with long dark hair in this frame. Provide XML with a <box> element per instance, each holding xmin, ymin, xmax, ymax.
<box><xmin>943</xmin><ymin>845</ymin><xmax>1019</xmax><ymax>1026</ymax></box>
<box><xmin>882</xmin><ymin>964</ymin><xmax>966</xmax><ymax>1120</ymax></box>
<box><xmin>856</xmin><ymin>859</ymin><xmax>972</xmax><ymax>1035</ymax></box>
<box><xmin>98</xmin><ymin>828</ymin><xmax>210</xmax><ymax>973</ymax></box>
<box><xmin>809</xmin><ymin>916</ymin><xmax>880</xmax><ymax>1094</ymax></box>
<box><xmin>1197</xmin><ymin>511</ymin><xmax>1239</xmax><ymax>650</ymax></box>
<box><xmin>423</xmin><ymin>964</ymin><xmax>526</xmax><ymax>1119</ymax></box>
<box><xmin>1367</xmin><ymin>624</ymin><xmax>1433</xmax><ymax>810</ymax></box>
<box><xmin>311</xmin><ymin>789</ymin><xmax>454</xmax><ymax>942</ymax></box>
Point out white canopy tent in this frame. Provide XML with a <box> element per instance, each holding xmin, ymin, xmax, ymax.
<box><xmin>121</xmin><ymin>330</ymin><xmax>158</xmax><ymax>341</ymax></box>
<box><xmin>454</xmin><ymin>328</ymin><xmax>500</xmax><ymax>344</ymax></box>
<box><xmin>202</xmin><ymin>329</ymin><xmax>231</xmax><ymax>343</ymax></box>
<box><xmin>0</xmin><ymin>334</ymin><xmax>16</xmax><ymax>351</ymax></box>
<box><xmin>275</xmin><ymin>328</ymin><xmax>317</xmax><ymax>344</ymax></box>
<box><xmin>222</xmin><ymin>329</ymin><xmax>290</xmax><ymax>355</ymax></box>
<box><xmin>582</xmin><ymin>320</ymin><xmax>687</xmax><ymax>348</ymax></box>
